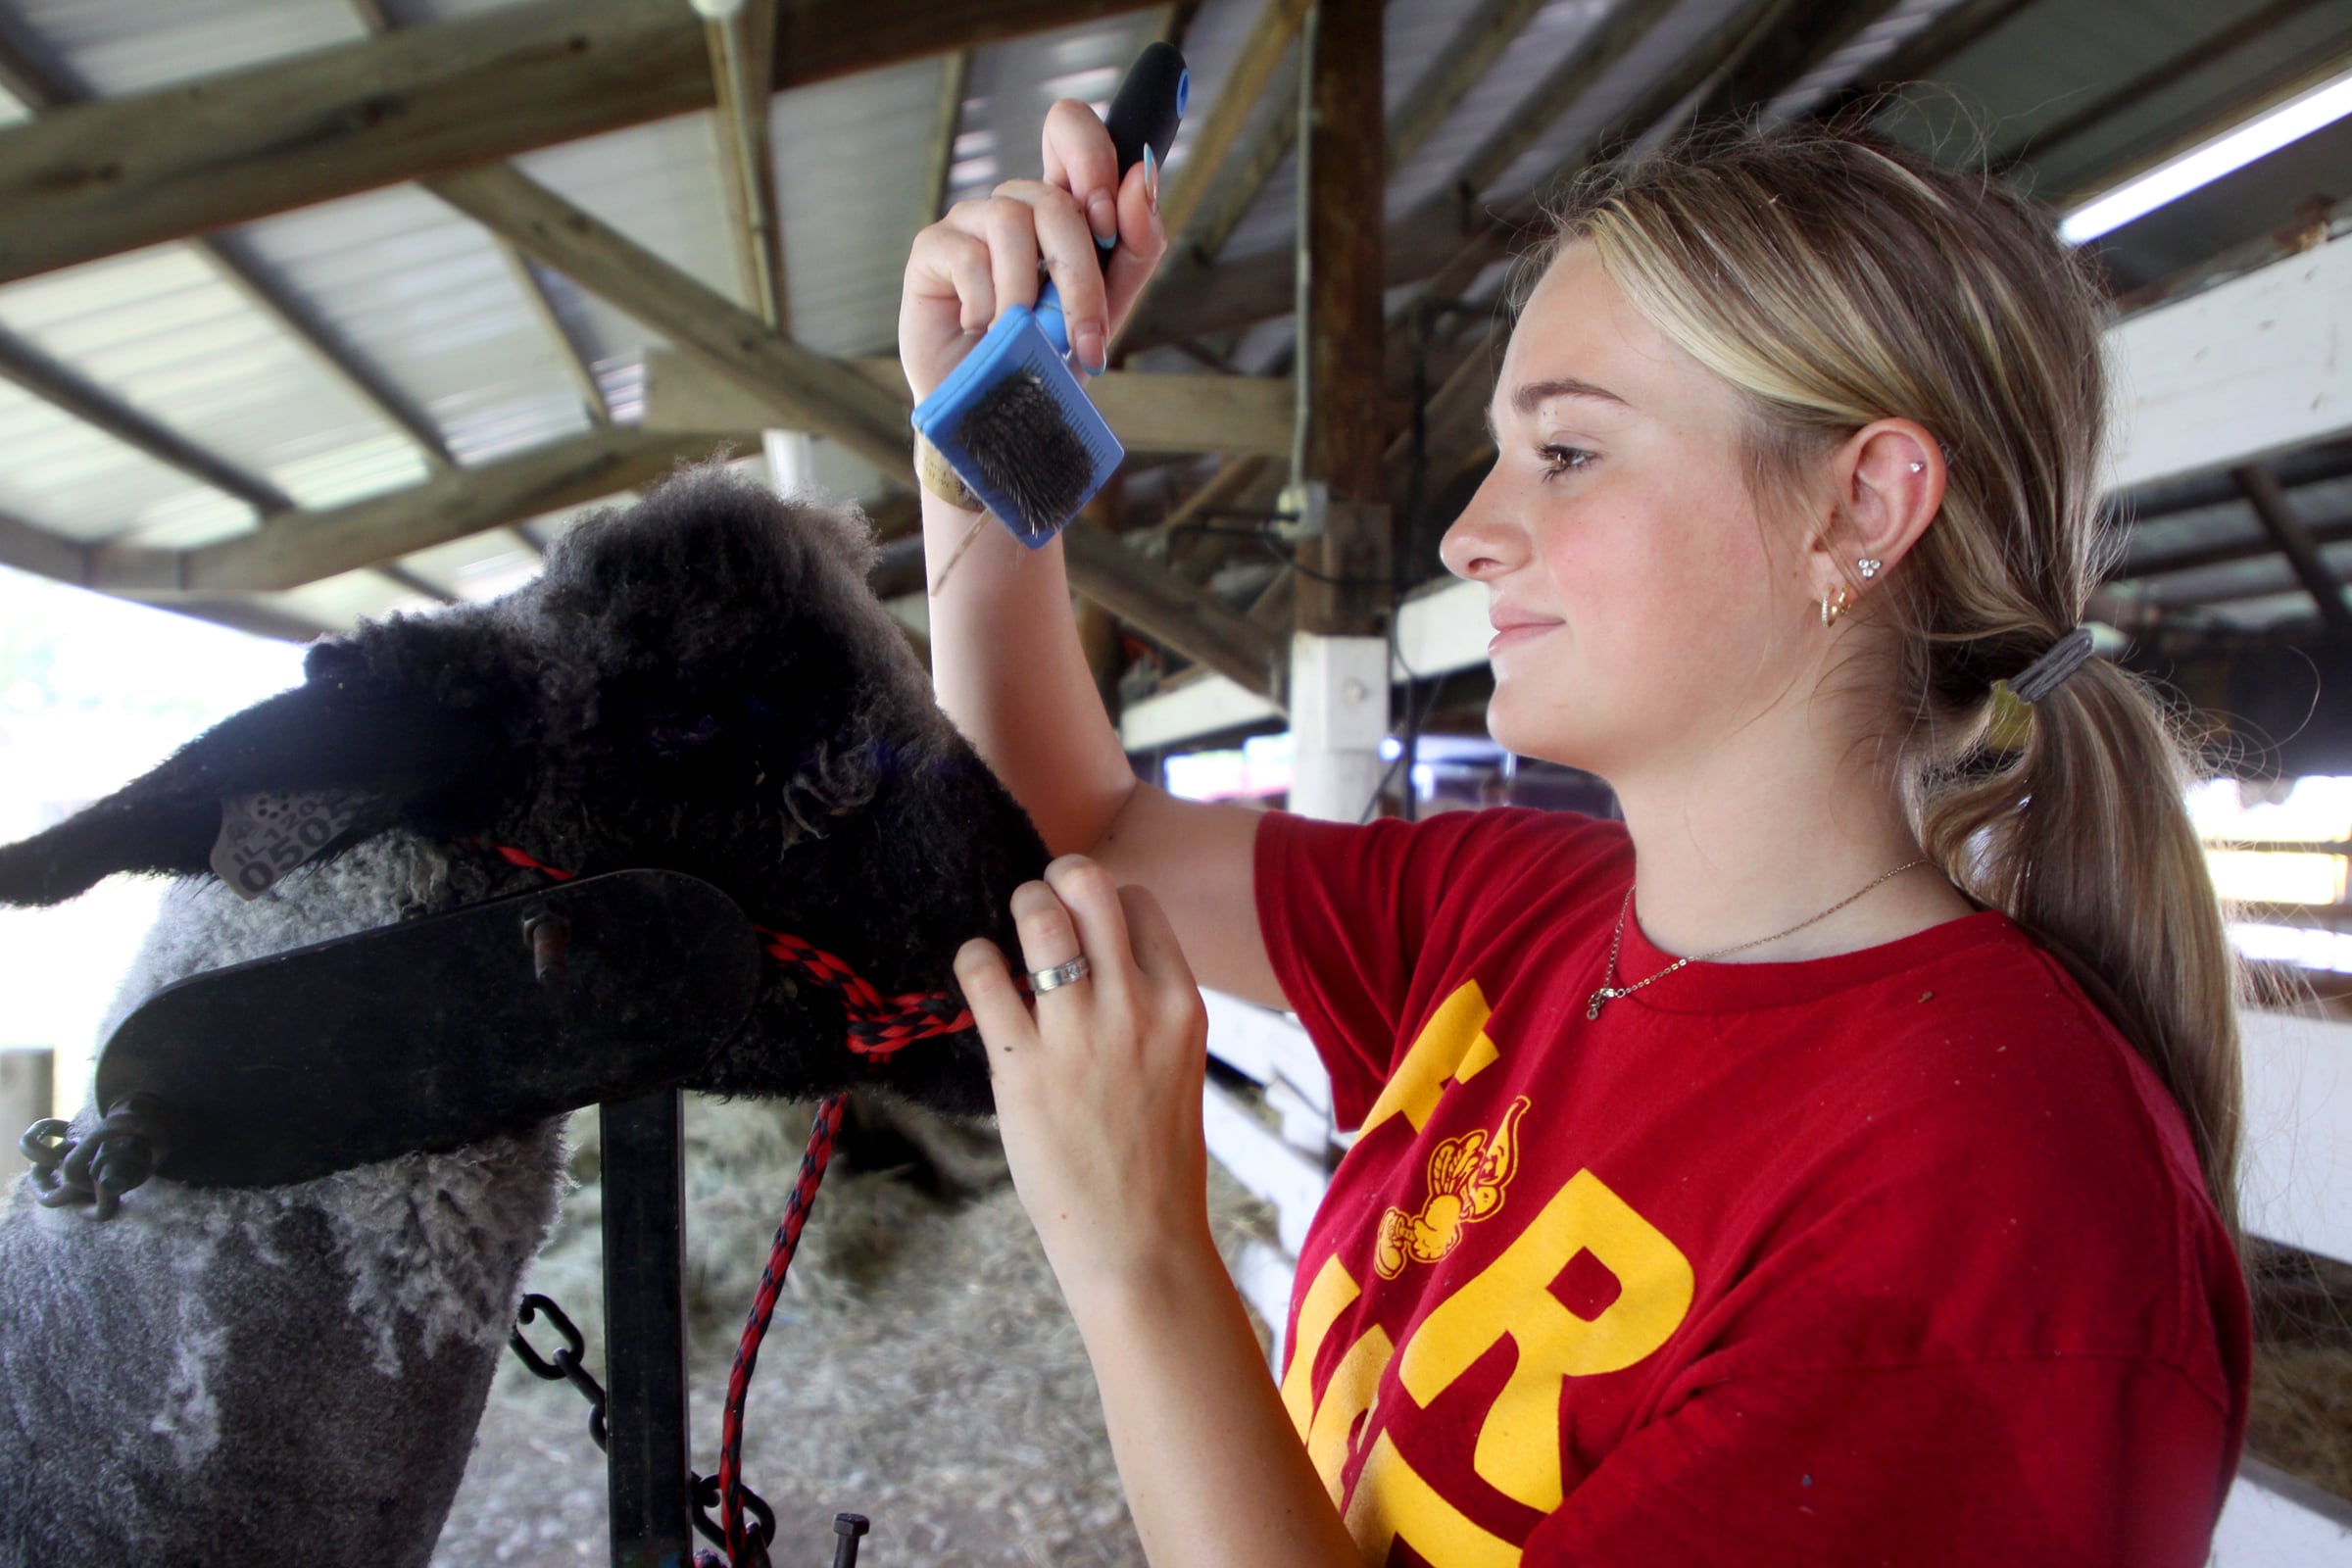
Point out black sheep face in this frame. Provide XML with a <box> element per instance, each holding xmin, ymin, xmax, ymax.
<box><xmin>0</xmin><ymin>467</ymin><xmax>1048</xmax><ymax>1117</ymax></box>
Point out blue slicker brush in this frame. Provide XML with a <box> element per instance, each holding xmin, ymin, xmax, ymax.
<box><xmin>910</xmin><ymin>42</ymin><xmax>1189</xmax><ymax>547</ymax></box>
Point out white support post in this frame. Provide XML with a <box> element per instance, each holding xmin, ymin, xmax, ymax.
<box><xmin>1288</xmin><ymin>631</ymin><xmax>1390</xmax><ymax>824</ymax></box>
<box><xmin>761</xmin><ymin>428</ymin><xmax>814</xmax><ymax>498</ymax></box>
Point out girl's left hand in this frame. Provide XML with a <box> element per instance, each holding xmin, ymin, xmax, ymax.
<box><xmin>955</xmin><ymin>856</ymin><xmax>1213</xmax><ymax>1301</ymax></box>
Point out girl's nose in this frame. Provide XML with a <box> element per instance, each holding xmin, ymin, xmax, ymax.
<box><xmin>1439</xmin><ymin>468</ymin><xmax>1526</xmax><ymax>582</ymax></box>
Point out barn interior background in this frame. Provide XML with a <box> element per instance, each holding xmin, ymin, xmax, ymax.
<box><xmin>0</xmin><ymin>0</ymin><xmax>2348</xmax><ymax>1561</ymax></box>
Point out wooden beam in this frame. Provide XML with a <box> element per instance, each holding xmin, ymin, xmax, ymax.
<box><xmin>1296</xmin><ymin>0</ymin><xmax>1390</xmax><ymax>637</ymax></box>
<box><xmin>1060</xmin><ymin>520</ymin><xmax>1285</xmax><ymax>700</ymax></box>
<box><xmin>0</xmin><ymin>0</ymin><xmax>1156</xmax><ymax>286</ymax></box>
<box><xmin>925</xmin><ymin>50</ymin><xmax>972</xmax><ymax>227</ymax></box>
<box><xmin>0</xmin><ymin>23</ymin><xmax>460</xmax><ymax>472</ymax></box>
<box><xmin>423</xmin><ymin>165</ymin><xmax>914</xmax><ymax>479</ymax></box>
<box><xmin>1448</xmin><ymin>0</ymin><xmax>1679</xmax><ymax>202</ymax></box>
<box><xmin>1815</xmin><ymin>0</ymin><xmax>2045</xmax><ymax>119</ymax></box>
<box><xmin>93</xmin><ymin>427</ymin><xmax>742</xmax><ymax>596</ymax></box>
<box><xmin>1388</xmin><ymin>0</ymin><xmax>1549</xmax><ymax>173</ymax></box>
<box><xmin>1987</xmin><ymin>0</ymin><xmax>2327</xmax><ymax>173</ymax></box>
<box><xmin>2107</xmin><ymin>232</ymin><xmax>2352</xmax><ymax>491</ymax></box>
<box><xmin>375</xmin><ymin>562</ymin><xmax>459</xmax><ymax>606</ymax></box>
<box><xmin>1686</xmin><ymin>0</ymin><xmax>1905</xmax><ymax>127</ymax></box>
<box><xmin>707</xmin><ymin>0</ymin><xmax>789</xmax><ymax>331</ymax></box>
<box><xmin>0</xmin><ymin>325</ymin><xmax>293</xmax><ymax>516</ymax></box>
<box><xmin>1114</xmin><ymin>0</ymin><xmax>1312</xmax><ymax>356</ymax></box>
<box><xmin>497</xmin><ymin>243</ymin><xmax>612</xmax><ymax>424</ymax></box>
<box><xmin>202</xmin><ymin>234</ymin><xmax>459</xmax><ymax>466</ymax></box>
<box><xmin>2048</xmin><ymin>39</ymin><xmax>2352</xmax><ymax>212</ymax></box>
<box><xmin>0</xmin><ymin>508</ymin><xmax>91</xmax><ymax>584</ymax></box>
<box><xmin>640</xmin><ymin>348</ymin><xmax>1295</xmax><ymax>457</ymax></box>
<box><xmin>0</xmin><ymin>17</ymin><xmax>69</xmax><ymax>111</ymax></box>
<box><xmin>2236</xmin><ymin>464</ymin><xmax>2352</xmax><ymax>633</ymax></box>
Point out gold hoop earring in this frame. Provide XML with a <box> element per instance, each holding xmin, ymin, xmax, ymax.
<box><xmin>1820</xmin><ymin>584</ymin><xmax>1852</xmax><ymax>628</ymax></box>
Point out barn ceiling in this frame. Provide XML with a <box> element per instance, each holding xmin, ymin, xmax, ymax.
<box><xmin>0</xmin><ymin>0</ymin><xmax>2341</xmax><ymax>669</ymax></box>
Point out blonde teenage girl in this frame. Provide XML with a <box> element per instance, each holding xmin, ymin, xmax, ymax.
<box><xmin>901</xmin><ymin>107</ymin><xmax>2250</xmax><ymax>1566</ymax></box>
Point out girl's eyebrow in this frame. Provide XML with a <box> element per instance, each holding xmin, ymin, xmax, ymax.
<box><xmin>1486</xmin><ymin>377</ymin><xmax>1633</xmax><ymax>442</ymax></box>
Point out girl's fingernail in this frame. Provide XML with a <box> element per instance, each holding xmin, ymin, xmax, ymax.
<box><xmin>1074</xmin><ymin>322</ymin><xmax>1107</xmax><ymax>376</ymax></box>
<box><xmin>1088</xmin><ymin>189</ymin><xmax>1117</xmax><ymax>246</ymax></box>
<box><xmin>1143</xmin><ymin>146</ymin><xmax>1159</xmax><ymax>211</ymax></box>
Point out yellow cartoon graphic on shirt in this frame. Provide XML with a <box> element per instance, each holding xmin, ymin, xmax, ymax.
<box><xmin>1284</xmin><ymin>980</ymin><xmax>1697</xmax><ymax>1562</ymax></box>
<box><xmin>1376</xmin><ymin>1095</ymin><xmax>1531</xmax><ymax>1278</ymax></box>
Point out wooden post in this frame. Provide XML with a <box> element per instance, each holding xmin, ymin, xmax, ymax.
<box><xmin>1290</xmin><ymin>2</ymin><xmax>1390</xmax><ymax>823</ymax></box>
<box><xmin>1294</xmin><ymin>0</ymin><xmax>1390</xmax><ymax>638</ymax></box>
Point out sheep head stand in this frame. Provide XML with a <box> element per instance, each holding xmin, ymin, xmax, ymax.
<box><xmin>0</xmin><ymin>468</ymin><xmax>1049</xmax><ymax>1567</ymax></box>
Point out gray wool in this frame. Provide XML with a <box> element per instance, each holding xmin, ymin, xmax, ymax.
<box><xmin>3</xmin><ymin>835</ymin><xmax>565</xmax><ymax>1568</ymax></box>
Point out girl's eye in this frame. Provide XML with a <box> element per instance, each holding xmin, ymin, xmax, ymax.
<box><xmin>1538</xmin><ymin>444</ymin><xmax>1595</xmax><ymax>480</ymax></box>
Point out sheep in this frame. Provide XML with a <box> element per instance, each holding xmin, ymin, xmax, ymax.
<box><xmin>0</xmin><ymin>466</ymin><xmax>1053</xmax><ymax>1568</ymax></box>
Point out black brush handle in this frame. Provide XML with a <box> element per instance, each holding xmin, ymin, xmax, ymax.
<box><xmin>1104</xmin><ymin>41</ymin><xmax>1188</xmax><ymax>190</ymax></box>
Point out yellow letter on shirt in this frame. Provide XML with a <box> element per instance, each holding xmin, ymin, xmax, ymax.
<box><xmin>1358</xmin><ymin>981</ymin><xmax>1503</xmax><ymax>1138</ymax></box>
<box><xmin>1398</xmin><ymin>1168</ymin><xmax>1693</xmax><ymax>1511</ymax></box>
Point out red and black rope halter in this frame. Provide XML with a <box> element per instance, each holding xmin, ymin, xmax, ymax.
<box><xmin>478</xmin><ymin>839</ymin><xmax>979</xmax><ymax>1057</ymax></box>
<box><xmin>478</xmin><ymin>839</ymin><xmax>976</xmax><ymax>1567</ymax></box>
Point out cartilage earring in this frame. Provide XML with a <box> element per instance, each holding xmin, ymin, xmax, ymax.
<box><xmin>1820</xmin><ymin>584</ymin><xmax>1852</xmax><ymax>627</ymax></box>
<box><xmin>1908</xmin><ymin>462</ymin><xmax>1924</xmax><ymax>473</ymax></box>
<box><xmin>1857</xmin><ymin>558</ymin><xmax>1882</xmax><ymax>579</ymax></box>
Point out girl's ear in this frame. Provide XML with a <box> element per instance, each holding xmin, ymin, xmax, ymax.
<box><xmin>1822</xmin><ymin>419</ymin><xmax>1944</xmax><ymax>592</ymax></box>
<box><xmin>0</xmin><ymin>633</ymin><xmax>533</xmax><ymax>908</ymax></box>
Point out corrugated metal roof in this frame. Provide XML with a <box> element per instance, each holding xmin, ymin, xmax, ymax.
<box><xmin>12</xmin><ymin>0</ymin><xmax>364</xmax><ymax>96</ymax></box>
<box><xmin>0</xmin><ymin>0</ymin><xmax>2338</xmax><ymax>643</ymax></box>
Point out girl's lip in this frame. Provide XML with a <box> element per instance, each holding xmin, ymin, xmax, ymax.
<box><xmin>1488</xmin><ymin>621</ymin><xmax>1558</xmax><ymax>654</ymax></box>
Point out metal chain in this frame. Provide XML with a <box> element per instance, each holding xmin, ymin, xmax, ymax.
<box><xmin>1587</xmin><ymin>858</ymin><xmax>1930</xmax><ymax>1020</ymax></box>
<box><xmin>508</xmin><ymin>1293</ymin><xmax>777</xmax><ymax>1558</ymax></box>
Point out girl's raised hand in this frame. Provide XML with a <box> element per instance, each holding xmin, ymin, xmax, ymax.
<box><xmin>899</xmin><ymin>98</ymin><xmax>1168</xmax><ymax>404</ymax></box>
<box><xmin>954</xmin><ymin>856</ymin><xmax>1211</xmax><ymax>1301</ymax></box>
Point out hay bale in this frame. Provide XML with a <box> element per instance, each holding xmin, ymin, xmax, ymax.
<box><xmin>433</xmin><ymin>1096</ymin><xmax>1281</xmax><ymax>1567</ymax></box>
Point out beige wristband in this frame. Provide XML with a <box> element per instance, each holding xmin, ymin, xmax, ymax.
<box><xmin>915</xmin><ymin>435</ymin><xmax>983</xmax><ymax>514</ymax></box>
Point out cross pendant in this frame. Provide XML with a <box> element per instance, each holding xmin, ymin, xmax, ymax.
<box><xmin>1586</xmin><ymin>987</ymin><xmax>1623</xmax><ymax>1020</ymax></box>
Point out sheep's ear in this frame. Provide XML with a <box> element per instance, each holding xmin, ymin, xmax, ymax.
<box><xmin>0</xmin><ymin>655</ymin><xmax>528</xmax><ymax>908</ymax></box>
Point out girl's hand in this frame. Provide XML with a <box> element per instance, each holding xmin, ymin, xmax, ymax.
<box><xmin>955</xmin><ymin>855</ymin><xmax>1211</xmax><ymax>1300</ymax></box>
<box><xmin>899</xmin><ymin>98</ymin><xmax>1169</xmax><ymax>404</ymax></box>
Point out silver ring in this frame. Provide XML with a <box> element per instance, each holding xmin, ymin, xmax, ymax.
<box><xmin>1027</xmin><ymin>956</ymin><xmax>1091</xmax><ymax>993</ymax></box>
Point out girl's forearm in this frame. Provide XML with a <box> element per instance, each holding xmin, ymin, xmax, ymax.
<box><xmin>1065</xmin><ymin>1229</ymin><xmax>1363</xmax><ymax>1568</ymax></box>
<box><xmin>920</xmin><ymin>491</ymin><xmax>1138</xmax><ymax>856</ymax></box>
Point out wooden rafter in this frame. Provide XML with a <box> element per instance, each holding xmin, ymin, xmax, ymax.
<box><xmin>420</xmin><ymin>166</ymin><xmax>1271</xmax><ymax>689</ymax></box>
<box><xmin>1816</xmin><ymin>0</ymin><xmax>2047</xmax><ymax>119</ymax></box>
<box><xmin>2237</xmin><ymin>465</ymin><xmax>2352</xmax><ymax>634</ymax></box>
<box><xmin>1111</xmin><ymin>0</ymin><xmax>1312</xmax><ymax>353</ymax></box>
<box><xmin>91</xmin><ymin>427</ymin><xmax>742</xmax><ymax>597</ymax></box>
<box><xmin>1987</xmin><ymin>0</ymin><xmax>2328</xmax><ymax>173</ymax></box>
<box><xmin>0</xmin><ymin>24</ymin><xmax>458</xmax><ymax>482</ymax></box>
<box><xmin>0</xmin><ymin>326</ymin><xmax>293</xmax><ymax>517</ymax></box>
<box><xmin>1061</xmin><ymin>521</ymin><xmax>1284</xmax><ymax>699</ymax></box>
<box><xmin>422</xmin><ymin>165</ymin><xmax>914</xmax><ymax>478</ymax></box>
<box><xmin>499</xmin><ymin>246</ymin><xmax>613</xmax><ymax>426</ymax></box>
<box><xmin>0</xmin><ymin>0</ymin><xmax>1157</xmax><ymax>287</ymax></box>
<box><xmin>1386</xmin><ymin>0</ymin><xmax>1551</xmax><ymax>173</ymax></box>
<box><xmin>924</xmin><ymin>50</ymin><xmax>973</xmax><ymax>229</ymax></box>
<box><xmin>1688</xmin><ymin>0</ymin><xmax>1908</xmax><ymax>126</ymax></box>
<box><xmin>706</xmin><ymin>0</ymin><xmax>790</xmax><ymax>331</ymax></box>
<box><xmin>640</xmin><ymin>348</ymin><xmax>1296</xmax><ymax>459</ymax></box>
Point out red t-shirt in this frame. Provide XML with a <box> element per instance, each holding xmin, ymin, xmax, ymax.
<box><xmin>1254</xmin><ymin>805</ymin><xmax>2250</xmax><ymax>1567</ymax></box>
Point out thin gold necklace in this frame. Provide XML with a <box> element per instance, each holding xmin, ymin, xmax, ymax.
<box><xmin>1586</xmin><ymin>858</ymin><xmax>1929</xmax><ymax>1020</ymax></box>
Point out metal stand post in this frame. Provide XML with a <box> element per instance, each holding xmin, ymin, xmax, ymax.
<box><xmin>601</xmin><ymin>1089</ymin><xmax>694</xmax><ymax>1567</ymax></box>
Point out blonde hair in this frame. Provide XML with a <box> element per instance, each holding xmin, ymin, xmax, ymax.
<box><xmin>1537</xmin><ymin>124</ymin><xmax>2248</xmax><ymax>1244</ymax></box>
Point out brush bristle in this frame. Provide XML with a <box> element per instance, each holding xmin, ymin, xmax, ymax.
<box><xmin>960</xmin><ymin>370</ymin><xmax>1097</xmax><ymax>539</ymax></box>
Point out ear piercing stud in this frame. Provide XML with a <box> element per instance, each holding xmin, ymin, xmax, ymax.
<box><xmin>1908</xmin><ymin>462</ymin><xmax>1924</xmax><ymax>473</ymax></box>
<box><xmin>1857</xmin><ymin>558</ymin><xmax>1882</xmax><ymax>579</ymax></box>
